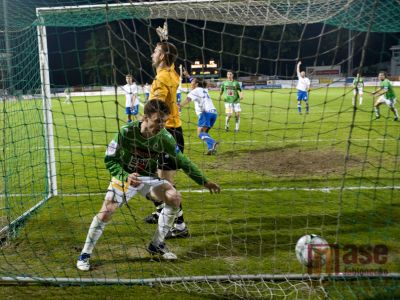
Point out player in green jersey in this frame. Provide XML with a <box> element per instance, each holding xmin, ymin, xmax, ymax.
<box><xmin>76</xmin><ymin>100</ymin><xmax>220</xmax><ymax>271</ymax></box>
<box><xmin>372</xmin><ymin>71</ymin><xmax>399</xmax><ymax>121</ymax></box>
<box><xmin>219</xmin><ymin>70</ymin><xmax>243</xmax><ymax>132</ymax></box>
<box><xmin>352</xmin><ymin>73</ymin><xmax>364</xmax><ymax>106</ymax></box>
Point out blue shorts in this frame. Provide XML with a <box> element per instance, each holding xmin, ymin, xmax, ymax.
<box><xmin>198</xmin><ymin>111</ymin><xmax>217</xmax><ymax>128</ymax></box>
<box><xmin>297</xmin><ymin>90</ymin><xmax>308</xmax><ymax>101</ymax></box>
<box><xmin>126</xmin><ymin>105</ymin><xmax>139</xmax><ymax>116</ymax></box>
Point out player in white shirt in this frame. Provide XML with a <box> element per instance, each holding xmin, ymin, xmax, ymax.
<box><xmin>64</xmin><ymin>87</ymin><xmax>72</xmax><ymax>104</ymax></box>
<box><xmin>352</xmin><ymin>73</ymin><xmax>364</xmax><ymax>106</ymax></box>
<box><xmin>176</xmin><ymin>84</ymin><xmax>182</xmax><ymax>112</ymax></box>
<box><xmin>177</xmin><ymin>65</ymin><xmax>183</xmax><ymax>112</ymax></box>
<box><xmin>296</xmin><ymin>61</ymin><xmax>311</xmax><ymax>114</ymax></box>
<box><xmin>121</xmin><ymin>74</ymin><xmax>139</xmax><ymax>122</ymax></box>
<box><xmin>143</xmin><ymin>83</ymin><xmax>150</xmax><ymax>103</ymax></box>
<box><xmin>181</xmin><ymin>78</ymin><xmax>219</xmax><ymax>155</ymax></box>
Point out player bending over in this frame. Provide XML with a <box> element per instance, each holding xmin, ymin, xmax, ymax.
<box><xmin>372</xmin><ymin>71</ymin><xmax>398</xmax><ymax>121</ymax></box>
<box><xmin>76</xmin><ymin>100</ymin><xmax>220</xmax><ymax>271</ymax></box>
<box><xmin>181</xmin><ymin>78</ymin><xmax>219</xmax><ymax>155</ymax></box>
<box><xmin>352</xmin><ymin>73</ymin><xmax>364</xmax><ymax>106</ymax></box>
<box><xmin>296</xmin><ymin>61</ymin><xmax>311</xmax><ymax>114</ymax></box>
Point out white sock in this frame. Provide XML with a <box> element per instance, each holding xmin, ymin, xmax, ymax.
<box><xmin>176</xmin><ymin>208</ymin><xmax>183</xmax><ymax>218</ymax></box>
<box><xmin>175</xmin><ymin>222</ymin><xmax>186</xmax><ymax>230</ymax></box>
<box><xmin>359</xmin><ymin>97</ymin><xmax>363</xmax><ymax>105</ymax></box>
<box><xmin>225</xmin><ymin>116</ymin><xmax>230</xmax><ymax>128</ymax></box>
<box><xmin>394</xmin><ymin>108</ymin><xmax>399</xmax><ymax>118</ymax></box>
<box><xmin>81</xmin><ymin>216</ymin><xmax>107</xmax><ymax>254</ymax></box>
<box><xmin>352</xmin><ymin>97</ymin><xmax>355</xmax><ymax>106</ymax></box>
<box><xmin>174</xmin><ymin>208</ymin><xmax>185</xmax><ymax>230</ymax></box>
<box><xmin>235</xmin><ymin>117</ymin><xmax>240</xmax><ymax>130</ymax></box>
<box><xmin>152</xmin><ymin>204</ymin><xmax>179</xmax><ymax>245</ymax></box>
<box><xmin>374</xmin><ymin>107</ymin><xmax>380</xmax><ymax>117</ymax></box>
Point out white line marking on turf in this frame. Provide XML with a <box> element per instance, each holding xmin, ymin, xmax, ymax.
<box><xmin>52</xmin><ymin>137</ymin><xmax>396</xmax><ymax>149</ymax></box>
<box><xmin>2</xmin><ymin>186</ymin><xmax>399</xmax><ymax>198</ymax></box>
<box><xmin>0</xmin><ymin>137</ymin><xmax>395</xmax><ymax>152</ymax></box>
<box><xmin>0</xmin><ymin>137</ymin><xmax>396</xmax><ymax>153</ymax></box>
<box><xmin>54</xmin><ymin>140</ymin><xmax>260</xmax><ymax>149</ymax></box>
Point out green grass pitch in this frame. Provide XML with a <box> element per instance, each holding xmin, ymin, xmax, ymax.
<box><xmin>1</xmin><ymin>87</ymin><xmax>399</xmax><ymax>298</ymax></box>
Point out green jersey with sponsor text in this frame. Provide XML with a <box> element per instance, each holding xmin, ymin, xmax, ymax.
<box><xmin>105</xmin><ymin>121</ymin><xmax>207</xmax><ymax>185</ymax></box>
<box><xmin>380</xmin><ymin>79</ymin><xmax>396</xmax><ymax>101</ymax></box>
<box><xmin>220</xmin><ymin>80</ymin><xmax>241</xmax><ymax>103</ymax></box>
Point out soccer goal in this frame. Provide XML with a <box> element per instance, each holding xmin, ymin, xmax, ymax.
<box><xmin>1</xmin><ymin>0</ymin><xmax>400</xmax><ymax>298</ymax></box>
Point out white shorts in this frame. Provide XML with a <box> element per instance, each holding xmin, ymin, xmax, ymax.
<box><xmin>353</xmin><ymin>88</ymin><xmax>363</xmax><ymax>95</ymax></box>
<box><xmin>377</xmin><ymin>96</ymin><xmax>397</xmax><ymax>108</ymax></box>
<box><xmin>225</xmin><ymin>103</ymin><xmax>241</xmax><ymax>114</ymax></box>
<box><xmin>105</xmin><ymin>176</ymin><xmax>168</xmax><ymax>207</ymax></box>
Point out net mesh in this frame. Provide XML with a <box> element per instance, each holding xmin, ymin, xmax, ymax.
<box><xmin>2</xmin><ymin>0</ymin><xmax>399</xmax><ymax>32</ymax></box>
<box><xmin>1</xmin><ymin>0</ymin><xmax>400</xmax><ymax>299</ymax></box>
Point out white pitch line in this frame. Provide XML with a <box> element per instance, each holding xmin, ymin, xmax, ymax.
<box><xmin>51</xmin><ymin>137</ymin><xmax>398</xmax><ymax>149</ymax></box>
<box><xmin>2</xmin><ymin>186</ymin><xmax>399</xmax><ymax>198</ymax></box>
<box><xmin>54</xmin><ymin>140</ymin><xmax>260</xmax><ymax>149</ymax></box>
<box><xmin>37</xmin><ymin>137</ymin><xmax>400</xmax><ymax>150</ymax></box>
<box><xmin>0</xmin><ymin>136</ymin><xmax>396</xmax><ymax>152</ymax></box>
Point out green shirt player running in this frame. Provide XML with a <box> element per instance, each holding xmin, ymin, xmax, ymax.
<box><xmin>76</xmin><ymin>100</ymin><xmax>220</xmax><ymax>271</ymax></box>
<box><xmin>352</xmin><ymin>73</ymin><xmax>364</xmax><ymax>106</ymax></box>
<box><xmin>372</xmin><ymin>71</ymin><xmax>398</xmax><ymax>121</ymax></box>
<box><xmin>219</xmin><ymin>70</ymin><xmax>243</xmax><ymax>132</ymax></box>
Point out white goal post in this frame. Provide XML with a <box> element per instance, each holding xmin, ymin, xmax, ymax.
<box><xmin>37</xmin><ymin>20</ymin><xmax>57</xmax><ymax>198</ymax></box>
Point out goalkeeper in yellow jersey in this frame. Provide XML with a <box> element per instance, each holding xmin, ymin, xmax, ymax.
<box><xmin>144</xmin><ymin>22</ymin><xmax>189</xmax><ymax>239</ymax></box>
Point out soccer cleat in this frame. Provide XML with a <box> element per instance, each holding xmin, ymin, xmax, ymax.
<box><xmin>225</xmin><ymin>126</ymin><xmax>229</xmax><ymax>132</ymax></box>
<box><xmin>76</xmin><ymin>253</ymin><xmax>91</xmax><ymax>271</ymax></box>
<box><xmin>375</xmin><ymin>115</ymin><xmax>381</xmax><ymax>120</ymax></box>
<box><xmin>395</xmin><ymin>116</ymin><xmax>399</xmax><ymax>121</ymax></box>
<box><xmin>212</xmin><ymin>141</ymin><xmax>220</xmax><ymax>152</ymax></box>
<box><xmin>206</xmin><ymin>141</ymin><xmax>220</xmax><ymax>155</ymax></box>
<box><xmin>144</xmin><ymin>212</ymin><xmax>159</xmax><ymax>224</ymax></box>
<box><xmin>165</xmin><ymin>226</ymin><xmax>190</xmax><ymax>239</ymax></box>
<box><xmin>206</xmin><ymin>149</ymin><xmax>215</xmax><ymax>155</ymax></box>
<box><xmin>234</xmin><ymin>129</ymin><xmax>239</xmax><ymax>133</ymax></box>
<box><xmin>147</xmin><ymin>242</ymin><xmax>177</xmax><ymax>260</ymax></box>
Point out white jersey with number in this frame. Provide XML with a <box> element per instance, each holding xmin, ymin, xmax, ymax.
<box><xmin>187</xmin><ymin>87</ymin><xmax>216</xmax><ymax>116</ymax></box>
<box><xmin>296</xmin><ymin>72</ymin><xmax>310</xmax><ymax>92</ymax></box>
<box><xmin>122</xmin><ymin>83</ymin><xmax>138</xmax><ymax>107</ymax></box>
